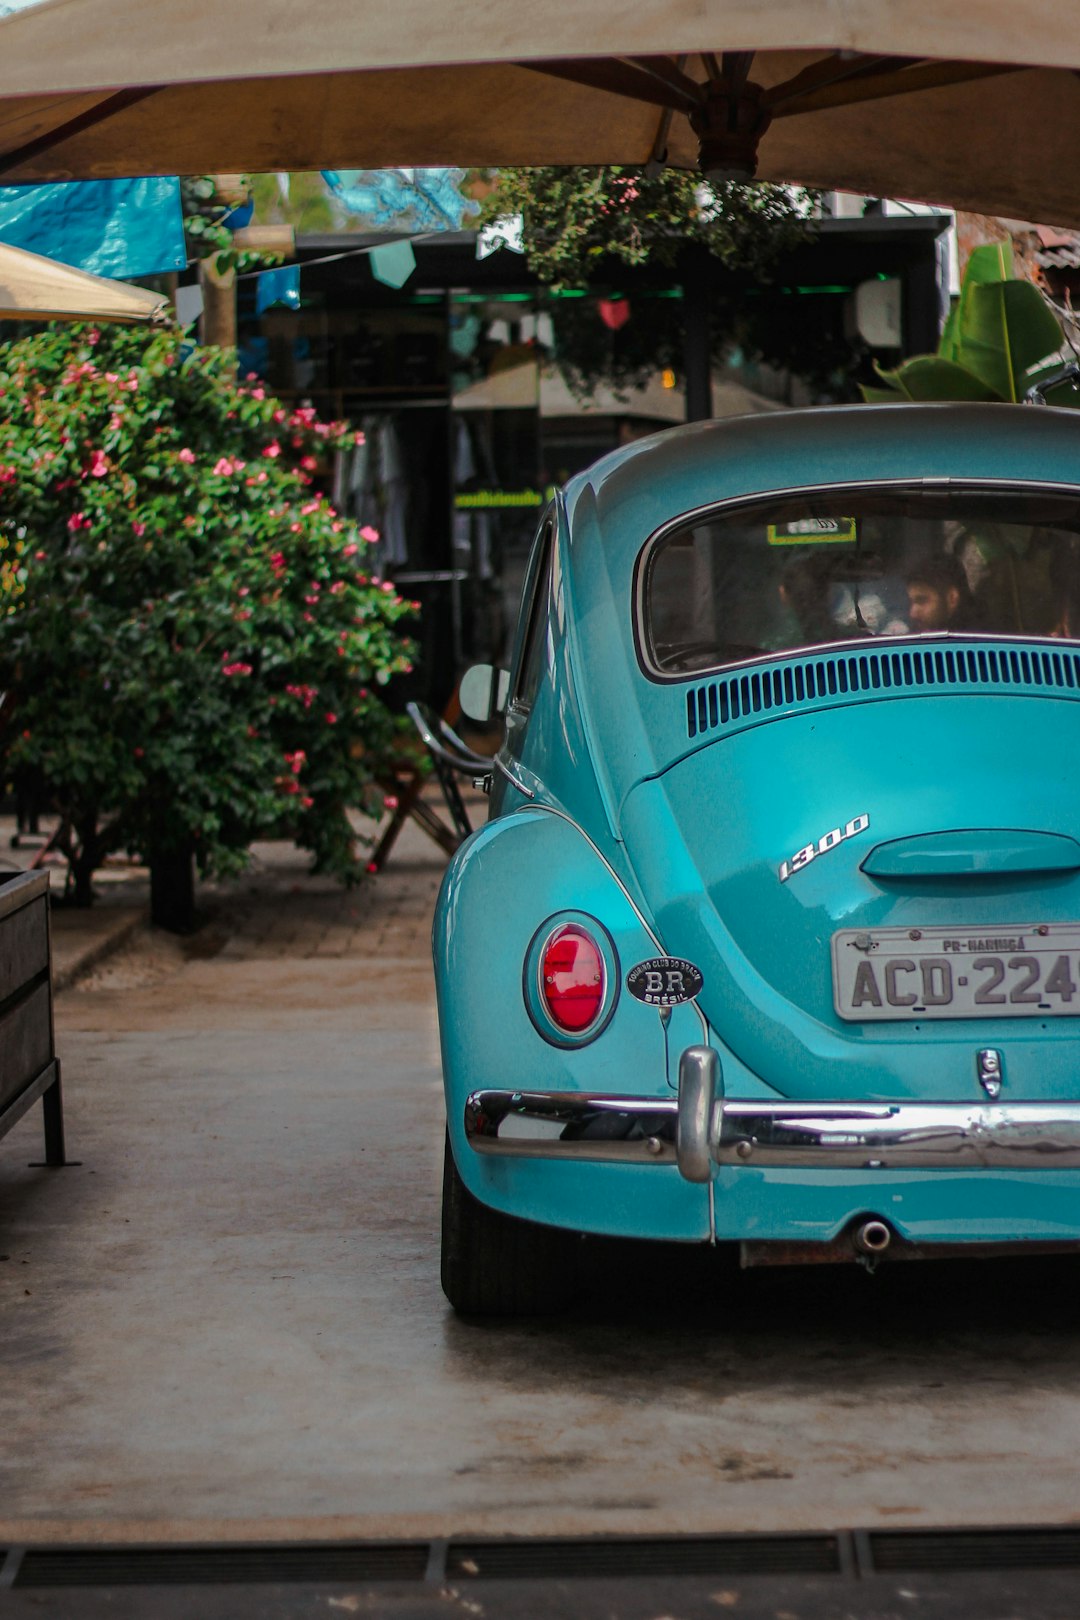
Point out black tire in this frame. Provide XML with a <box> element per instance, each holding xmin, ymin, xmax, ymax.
<box><xmin>440</xmin><ymin>1131</ymin><xmax>580</xmax><ymax>1316</ymax></box>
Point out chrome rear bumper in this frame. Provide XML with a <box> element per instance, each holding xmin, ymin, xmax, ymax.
<box><xmin>464</xmin><ymin>1047</ymin><xmax>1080</xmax><ymax>1181</ymax></box>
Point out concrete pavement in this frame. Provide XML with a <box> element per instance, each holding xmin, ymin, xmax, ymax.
<box><xmin>5</xmin><ymin>809</ymin><xmax>1080</xmax><ymax>1546</ymax></box>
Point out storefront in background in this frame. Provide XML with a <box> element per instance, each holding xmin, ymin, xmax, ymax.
<box><xmin>237</xmin><ymin>216</ymin><xmax>947</xmax><ymax>707</ymax></box>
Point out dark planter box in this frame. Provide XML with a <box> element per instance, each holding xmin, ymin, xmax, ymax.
<box><xmin>0</xmin><ymin>869</ymin><xmax>64</xmax><ymax>1163</ymax></box>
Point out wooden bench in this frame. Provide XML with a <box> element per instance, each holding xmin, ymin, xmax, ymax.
<box><xmin>0</xmin><ymin>870</ymin><xmax>65</xmax><ymax>1164</ymax></box>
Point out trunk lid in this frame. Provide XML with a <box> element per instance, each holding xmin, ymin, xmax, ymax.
<box><xmin>621</xmin><ymin>691</ymin><xmax>1080</xmax><ymax>1101</ymax></box>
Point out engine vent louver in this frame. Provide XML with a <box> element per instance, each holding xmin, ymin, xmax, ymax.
<box><xmin>686</xmin><ymin>644</ymin><xmax>1080</xmax><ymax>740</ymax></box>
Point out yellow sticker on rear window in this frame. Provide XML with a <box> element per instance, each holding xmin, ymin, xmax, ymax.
<box><xmin>767</xmin><ymin>518</ymin><xmax>858</xmax><ymax>545</ymax></box>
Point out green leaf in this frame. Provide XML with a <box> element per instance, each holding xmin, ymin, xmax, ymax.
<box><xmin>953</xmin><ymin>279</ymin><xmax>1063</xmax><ymax>401</ymax></box>
<box><xmin>859</xmin><ymin>381</ymin><xmax>905</xmax><ymax>403</ymax></box>
<box><xmin>873</xmin><ymin>355</ymin><xmax>1002</xmax><ymax>402</ymax></box>
<box><xmin>938</xmin><ymin>296</ymin><xmax>961</xmax><ymax>365</ymax></box>
<box><xmin>963</xmin><ymin>240</ymin><xmax>1015</xmax><ymax>286</ymax></box>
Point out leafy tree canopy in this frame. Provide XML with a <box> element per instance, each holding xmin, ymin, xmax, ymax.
<box><xmin>479</xmin><ymin>166</ymin><xmax>816</xmax><ymax>290</ymax></box>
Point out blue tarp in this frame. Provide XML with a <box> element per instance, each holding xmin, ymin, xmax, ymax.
<box><xmin>0</xmin><ymin>178</ymin><xmax>186</xmax><ymax>279</ymax></box>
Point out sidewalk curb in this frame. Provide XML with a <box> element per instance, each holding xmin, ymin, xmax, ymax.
<box><xmin>52</xmin><ymin>906</ymin><xmax>150</xmax><ymax>996</ymax></box>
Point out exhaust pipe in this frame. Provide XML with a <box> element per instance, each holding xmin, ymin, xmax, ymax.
<box><xmin>854</xmin><ymin>1219</ymin><xmax>892</xmax><ymax>1256</ymax></box>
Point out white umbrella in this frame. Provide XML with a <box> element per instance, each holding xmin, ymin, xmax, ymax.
<box><xmin>0</xmin><ymin>238</ymin><xmax>168</xmax><ymax>324</ymax></box>
<box><xmin>0</xmin><ymin>2</ymin><xmax>1079</xmax><ymax>221</ymax></box>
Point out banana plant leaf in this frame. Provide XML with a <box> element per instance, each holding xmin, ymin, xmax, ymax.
<box><xmin>862</xmin><ymin>236</ymin><xmax>1071</xmax><ymax>407</ymax></box>
<box><xmin>859</xmin><ymin>381</ymin><xmax>907</xmax><ymax>403</ymax></box>
<box><xmin>963</xmin><ymin>240</ymin><xmax>1015</xmax><ymax>285</ymax></box>
<box><xmin>955</xmin><ymin>277</ymin><xmax>1064</xmax><ymax>401</ymax></box>
<box><xmin>939</xmin><ymin>244</ymin><xmax>1012</xmax><ymax>365</ymax></box>
<box><xmin>870</xmin><ymin>355</ymin><xmax>1001</xmax><ymax>402</ymax></box>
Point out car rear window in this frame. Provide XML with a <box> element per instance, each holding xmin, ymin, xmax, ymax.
<box><xmin>640</xmin><ymin>484</ymin><xmax>1080</xmax><ymax>677</ymax></box>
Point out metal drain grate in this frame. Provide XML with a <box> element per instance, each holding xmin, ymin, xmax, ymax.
<box><xmin>13</xmin><ymin>1542</ymin><xmax>430</xmax><ymax>1588</ymax></box>
<box><xmin>870</xmin><ymin>1527</ymin><xmax>1080</xmax><ymax>1572</ymax></box>
<box><xmin>685</xmin><ymin>641</ymin><xmax>1080</xmax><ymax>740</ymax></box>
<box><xmin>446</xmin><ymin>1533</ymin><xmax>841</xmax><ymax>1580</ymax></box>
<box><xmin>12</xmin><ymin>1527</ymin><xmax>1080</xmax><ymax>1591</ymax></box>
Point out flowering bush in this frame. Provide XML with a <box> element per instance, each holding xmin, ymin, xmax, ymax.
<box><xmin>0</xmin><ymin>321</ymin><xmax>415</xmax><ymax>904</ymax></box>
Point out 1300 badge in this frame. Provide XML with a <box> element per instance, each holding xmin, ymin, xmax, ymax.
<box><xmin>626</xmin><ymin>957</ymin><xmax>703</xmax><ymax>1006</ymax></box>
<box><xmin>779</xmin><ymin>813</ymin><xmax>870</xmax><ymax>882</ymax></box>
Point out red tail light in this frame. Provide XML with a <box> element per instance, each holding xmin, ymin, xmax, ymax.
<box><xmin>541</xmin><ymin>925</ymin><xmax>605</xmax><ymax>1032</ymax></box>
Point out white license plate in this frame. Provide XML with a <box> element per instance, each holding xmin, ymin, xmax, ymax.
<box><xmin>833</xmin><ymin>923</ymin><xmax>1080</xmax><ymax>1021</ymax></box>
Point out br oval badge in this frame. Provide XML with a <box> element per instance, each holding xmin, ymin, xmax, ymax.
<box><xmin>626</xmin><ymin>957</ymin><xmax>703</xmax><ymax>1006</ymax></box>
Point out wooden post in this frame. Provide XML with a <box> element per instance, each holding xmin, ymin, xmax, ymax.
<box><xmin>199</xmin><ymin>257</ymin><xmax>237</xmax><ymax>354</ymax></box>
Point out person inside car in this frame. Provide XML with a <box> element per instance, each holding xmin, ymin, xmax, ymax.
<box><xmin>905</xmin><ymin>553</ymin><xmax>979</xmax><ymax>631</ymax></box>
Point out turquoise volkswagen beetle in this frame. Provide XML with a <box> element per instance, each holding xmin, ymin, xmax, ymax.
<box><xmin>435</xmin><ymin>402</ymin><xmax>1080</xmax><ymax>1314</ymax></box>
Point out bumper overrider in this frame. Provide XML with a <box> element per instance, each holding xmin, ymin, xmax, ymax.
<box><xmin>464</xmin><ymin>1046</ymin><xmax>1080</xmax><ymax>1181</ymax></box>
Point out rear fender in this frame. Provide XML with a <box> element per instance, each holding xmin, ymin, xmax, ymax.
<box><xmin>434</xmin><ymin>806</ymin><xmax>714</xmax><ymax>1235</ymax></box>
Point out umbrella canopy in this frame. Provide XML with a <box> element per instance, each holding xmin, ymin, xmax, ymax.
<box><xmin>0</xmin><ymin>239</ymin><xmax>169</xmax><ymax>323</ymax></box>
<box><xmin>1</xmin><ymin>1</ymin><xmax>1080</xmax><ymax>223</ymax></box>
<box><xmin>452</xmin><ymin>358</ymin><xmax>780</xmax><ymax>421</ymax></box>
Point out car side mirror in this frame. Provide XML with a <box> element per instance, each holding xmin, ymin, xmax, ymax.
<box><xmin>459</xmin><ymin>664</ymin><xmax>510</xmax><ymax>723</ymax></box>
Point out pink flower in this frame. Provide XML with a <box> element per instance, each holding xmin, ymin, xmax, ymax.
<box><xmin>360</xmin><ymin>525</ymin><xmax>379</xmax><ymax>543</ymax></box>
<box><xmin>212</xmin><ymin>457</ymin><xmax>233</xmax><ymax>476</ymax></box>
<box><xmin>0</xmin><ymin>464</ymin><xmax>16</xmax><ymax>484</ymax></box>
<box><xmin>283</xmin><ymin>749</ymin><xmax>306</xmax><ymax>774</ymax></box>
<box><xmin>325</xmin><ymin>711</ymin><xmax>337</xmax><ymax>724</ymax></box>
<box><xmin>133</xmin><ymin>746</ymin><xmax>144</xmax><ymax>759</ymax></box>
<box><xmin>251</xmin><ymin>387</ymin><xmax>265</xmax><ymax>400</ymax></box>
<box><xmin>87</xmin><ymin>329</ymin><xmax>100</xmax><ymax>346</ymax></box>
<box><xmin>304</xmin><ymin>594</ymin><xmax>319</xmax><ymax>606</ymax></box>
<box><xmin>178</xmin><ymin>448</ymin><xmax>196</xmax><ymax>464</ymax></box>
<box><xmin>329</xmin><ymin>581</ymin><xmax>345</xmax><ymax>595</ymax></box>
<box><xmin>273</xmin><ymin>408</ymin><xmax>287</xmax><ymax>423</ymax></box>
<box><xmin>86</xmin><ymin>449</ymin><xmax>109</xmax><ymax>478</ymax></box>
<box><xmin>342</xmin><ymin>543</ymin><xmax>358</xmax><ymax>558</ymax></box>
<box><xmin>33</xmin><ymin>549</ymin><xmax>47</xmax><ymax>560</ymax></box>
<box><xmin>301</xmin><ymin>795</ymin><xmax>314</xmax><ymax>809</ymax></box>
<box><xmin>67</xmin><ymin>511</ymin><xmax>91</xmax><ymax>532</ymax></box>
<box><xmin>383</xmin><ymin>794</ymin><xmax>399</xmax><ymax>811</ymax></box>
<box><xmin>301</xmin><ymin>500</ymin><xmax>319</xmax><ymax>515</ymax></box>
<box><xmin>300</xmin><ymin>455</ymin><xmax>318</xmax><ymax>472</ymax></box>
<box><xmin>221</xmin><ymin>661</ymin><xmax>253</xmax><ymax>677</ymax></box>
<box><xmin>354</xmin><ymin>431</ymin><xmax>366</xmax><ymax>446</ymax></box>
<box><xmin>132</xmin><ymin>521</ymin><xmax>146</xmax><ymax>538</ymax></box>
<box><xmin>263</xmin><ymin>440</ymin><xmax>282</xmax><ymax>459</ymax></box>
<box><xmin>238</xmin><ymin>586</ymin><xmax>250</xmax><ymax>597</ymax></box>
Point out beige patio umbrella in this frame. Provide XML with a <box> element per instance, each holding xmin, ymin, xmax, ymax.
<box><xmin>1</xmin><ymin>0</ymin><xmax>1080</xmax><ymax>223</ymax></box>
<box><xmin>0</xmin><ymin>239</ymin><xmax>168</xmax><ymax>324</ymax></box>
<box><xmin>452</xmin><ymin>358</ymin><xmax>780</xmax><ymax>421</ymax></box>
